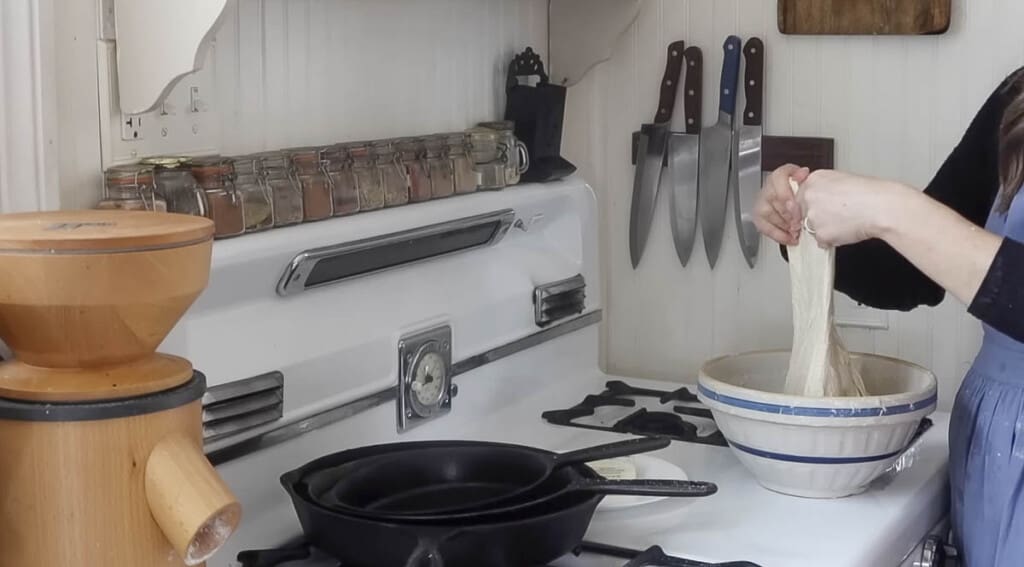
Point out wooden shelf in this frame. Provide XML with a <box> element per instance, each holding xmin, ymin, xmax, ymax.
<box><xmin>109</xmin><ymin>0</ymin><xmax>228</xmax><ymax>114</ymax></box>
<box><xmin>549</xmin><ymin>0</ymin><xmax>641</xmax><ymax>86</ymax></box>
<box><xmin>108</xmin><ymin>0</ymin><xmax>638</xmax><ymax>114</ymax></box>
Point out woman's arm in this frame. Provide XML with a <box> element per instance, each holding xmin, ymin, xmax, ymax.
<box><xmin>873</xmin><ymin>185</ymin><xmax>1001</xmax><ymax>305</ymax></box>
<box><xmin>799</xmin><ymin>173</ymin><xmax>1024</xmax><ymax>342</ymax></box>
<box><xmin>761</xmin><ymin>68</ymin><xmax>1023</xmax><ymax>310</ymax></box>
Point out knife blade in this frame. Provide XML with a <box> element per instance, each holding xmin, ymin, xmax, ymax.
<box><xmin>735</xmin><ymin>37</ymin><xmax>765</xmax><ymax>268</ymax></box>
<box><xmin>697</xmin><ymin>35</ymin><xmax>742</xmax><ymax>269</ymax></box>
<box><xmin>668</xmin><ymin>46</ymin><xmax>703</xmax><ymax>267</ymax></box>
<box><xmin>629</xmin><ymin>40</ymin><xmax>686</xmax><ymax>269</ymax></box>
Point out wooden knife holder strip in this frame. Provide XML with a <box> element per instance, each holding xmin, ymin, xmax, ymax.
<box><xmin>630</xmin><ymin>132</ymin><xmax>834</xmax><ymax>172</ymax></box>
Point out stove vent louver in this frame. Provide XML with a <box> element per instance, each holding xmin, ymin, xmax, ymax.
<box><xmin>533</xmin><ymin>274</ymin><xmax>586</xmax><ymax>327</ymax></box>
<box><xmin>201</xmin><ymin>371</ymin><xmax>284</xmax><ymax>443</ymax></box>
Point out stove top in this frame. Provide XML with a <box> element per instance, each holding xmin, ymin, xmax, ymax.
<box><xmin>235</xmin><ymin>540</ymin><xmax>762</xmax><ymax>567</ymax></box>
<box><xmin>542</xmin><ymin>381</ymin><xmax>727</xmax><ymax>446</ymax></box>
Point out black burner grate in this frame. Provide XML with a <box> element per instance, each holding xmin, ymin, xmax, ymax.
<box><xmin>236</xmin><ymin>540</ymin><xmax>763</xmax><ymax>567</ymax></box>
<box><xmin>541</xmin><ymin>381</ymin><xmax>728</xmax><ymax>447</ymax></box>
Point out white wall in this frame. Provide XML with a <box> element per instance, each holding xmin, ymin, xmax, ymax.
<box><xmin>563</xmin><ymin>0</ymin><xmax>1024</xmax><ymax>410</ymax></box>
<box><xmin>59</xmin><ymin>0</ymin><xmax>547</xmax><ymax>208</ymax></box>
<box><xmin>0</xmin><ymin>0</ymin><xmax>60</xmax><ymax>212</ymax></box>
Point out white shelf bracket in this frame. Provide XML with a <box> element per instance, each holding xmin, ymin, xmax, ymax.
<box><xmin>549</xmin><ymin>0</ymin><xmax>641</xmax><ymax>87</ymax></box>
<box><xmin>110</xmin><ymin>0</ymin><xmax>229</xmax><ymax>114</ymax></box>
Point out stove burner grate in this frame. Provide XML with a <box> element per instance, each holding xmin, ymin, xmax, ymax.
<box><xmin>541</xmin><ymin>381</ymin><xmax>728</xmax><ymax>447</ymax></box>
<box><xmin>236</xmin><ymin>540</ymin><xmax>763</xmax><ymax>567</ymax></box>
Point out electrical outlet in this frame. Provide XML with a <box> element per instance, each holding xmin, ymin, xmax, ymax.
<box><xmin>120</xmin><ymin>113</ymin><xmax>144</xmax><ymax>141</ymax></box>
<box><xmin>835</xmin><ymin>295</ymin><xmax>889</xmax><ymax>330</ymax></box>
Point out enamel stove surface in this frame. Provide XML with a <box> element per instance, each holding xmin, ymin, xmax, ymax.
<box><xmin>212</xmin><ymin>328</ymin><xmax>951</xmax><ymax>567</ymax></box>
<box><xmin>175</xmin><ymin>178</ymin><xmax>950</xmax><ymax>567</ymax></box>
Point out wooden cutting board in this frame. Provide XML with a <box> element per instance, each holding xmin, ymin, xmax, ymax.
<box><xmin>779</xmin><ymin>0</ymin><xmax>951</xmax><ymax>35</ymax></box>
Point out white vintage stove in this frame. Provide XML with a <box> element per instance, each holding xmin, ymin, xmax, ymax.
<box><xmin>161</xmin><ymin>177</ymin><xmax>953</xmax><ymax>567</ymax></box>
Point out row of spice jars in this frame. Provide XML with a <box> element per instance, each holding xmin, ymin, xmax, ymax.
<box><xmin>98</xmin><ymin>129</ymin><xmax>528</xmax><ymax>239</ymax></box>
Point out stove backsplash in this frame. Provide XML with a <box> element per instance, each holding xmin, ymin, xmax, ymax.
<box><xmin>161</xmin><ymin>180</ymin><xmax>600</xmax><ymax>430</ymax></box>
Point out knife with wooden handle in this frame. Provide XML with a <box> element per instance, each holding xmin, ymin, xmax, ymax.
<box><xmin>668</xmin><ymin>46</ymin><xmax>703</xmax><ymax>268</ymax></box>
<box><xmin>697</xmin><ymin>36</ymin><xmax>742</xmax><ymax>269</ymax></box>
<box><xmin>629</xmin><ymin>40</ymin><xmax>686</xmax><ymax>269</ymax></box>
<box><xmin>734</xmin><ymin>37</ymin><xmax>765</xmax><ymax>268</ymax></box>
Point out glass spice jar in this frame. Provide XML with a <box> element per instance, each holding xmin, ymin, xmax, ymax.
<box><xmin>372</xmin><ymin>141</ymin><xmax>409</xmax><ymax>208</ymax></box>
<box><xmin>231</xmin><ymin>156</ymin><xmax>274</xmax><ymax>233</ymax></box>
<box><xmin>98</xmin><ymin>164</ymin><xmax>166</xmax><ymax>212</ymax></box>
<box><xmin>480</xmin><ymin>122</ymin><xmax>529</xmax><ymax>187</ymax></box>
<box><xmin>258</xmin><ymin>152</ymin><xmax>303</xmax><ymax>227</ymax></box>
<box><xmin>446</xmin><ymin>133</ymin><xmax>477</xmax><ymax>194</ymax></box>
<box><xmin>395</xmin><ymin>138</ymin><xmax>431</xmax><ymax>203</ymax></box>
<box><xmin>289</xmin><ymin>147</ymin><xmax>333</xmax><ymax>221</ymax></box>
<box><xmin>347</xmin><ymin>143</ymin><xmax>385</xmax><ymax>211</ymax></box>
<box><xmin>467</xmin><ymin>126</ymin><xmax>505</xmax><ymax>190</ymax></box>
<box><xmin>144</xmin><ymin>157</ymin><xmax>208</xmax><ymax>217</ymax></box>
<box><xmin>322</xmin><ymin>146</ymin><xmax>360</xmax><ymax>216</ymax></box>
<box><xmin>423</xmin><ymin>135</ymin><xmax>454</xmax><ymax>200</ymax></box>
<box><xmin>190</xmin><ymin>157</ymin><xmax>244</xmax><ymax>238</ymax></box>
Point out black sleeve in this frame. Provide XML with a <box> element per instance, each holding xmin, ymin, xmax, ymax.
<box><xmin>781</xmin><ymin>68</ymin><xmax>1022</xmax><ymax>311</ymax></box>
<box><xmin>969</xmin><ymin>238</ymin><xmax>1024</xmax><ymax>342</ymax></box>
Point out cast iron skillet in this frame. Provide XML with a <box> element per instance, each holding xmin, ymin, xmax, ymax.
<box><xmin>305</xmin><ymin>436</ymin><xmax>672</xmax><ymax>518</ymax></box>
<box><xmin>306</xmin><ymin>454</ymin><xmax>716</xmax><ymax>523</ymax></box>
<box><xmin>282</xmin><ymin>443</ymin><xmax>614</xmax><ymax>567</ymax></box>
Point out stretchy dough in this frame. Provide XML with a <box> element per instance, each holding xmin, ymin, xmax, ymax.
<box><xmin>784</xmin><ymin>180</ymin><xmax>868</xmax><ymax>398</ymax></box>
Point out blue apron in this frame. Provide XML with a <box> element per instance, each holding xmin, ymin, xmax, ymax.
<box><xmin>949</xmin><ymin>190</ymin><xmax>1024</xmax><ymax>567</ymax></box>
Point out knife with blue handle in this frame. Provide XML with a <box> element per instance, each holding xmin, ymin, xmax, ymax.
<box><xmin>697</xmin><ymin>35</ymin><xmax>742</xmax><ymax>269</ymax></box>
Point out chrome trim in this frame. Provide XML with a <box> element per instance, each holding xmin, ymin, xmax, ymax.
<box><xmin>276</xmin><ymin>209</ymin><xmax>516</xmax><ymax>296</ymax></box>
<box><xmin>202</xmin><ymin>371</ymin><xmax>283</xmax><ymax>405</ymax></box>
<box><xmin>452</xmin><ymin>309</ymin><xmax>601</xmax><ymax>376</ymax></box>
<box><xmin>202</xmin><ymin>371</ymin><xmax>284</xmax><ymax>443</ymax></box>
<box><xmin>205</xmin><ymin>309</ymin><xmax>603</xmax><ymax>465</ymax></box>
<box><xmin>533</xmin><ymin>273</ymin><xmax>586</xmax><ymax>327</ymax></box>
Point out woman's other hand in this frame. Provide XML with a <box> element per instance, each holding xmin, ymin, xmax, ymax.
<box><xmin>754</xmin><ymin>164</ymin><xmax>810</xmax><ymax>245</ymax></box>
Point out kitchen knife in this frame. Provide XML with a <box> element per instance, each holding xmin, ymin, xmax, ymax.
<box><xmin>734</xmin><ymin>37</ymin><xmax>765</xmax><ymax>268</ymax></box>
<box><xmin>668</xmin><ymin>46</ymin><xmax>703</xmax><ymax>267</ymax></box>
<box><xmin>697</xmin><ymin>35</ymin><xmax>742</xmax><ymax>269</ymax></box>
<box><xmin>629</xmin><ymin>40</ymin><xmax>686</xmax><ymax>269</ymax></box>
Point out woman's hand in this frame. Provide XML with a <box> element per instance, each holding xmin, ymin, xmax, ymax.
<box><xmin>797</xmin><ymin>170</ymin><xmax>912</xmax><ymax>247</ymax></box>
<box><xmin>754</xmin><ymin>164</ymin><xmax>810</xmax><ymax>245</ymax></box>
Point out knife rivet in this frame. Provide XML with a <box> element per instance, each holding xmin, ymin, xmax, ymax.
<box><xmin>748</xmin><ymin>112</ymin><xmax>754</xmax><ymax>118</ymax></box>
<box><xmin>688</xmin><ymin>89</ymin><xmax>694</xmax><ymax>96</ymax></box>
<box><xmin>666</xmin><ymin>80</ymin><xmax>673</xmax><ymax>86</ymax></box>
<box><xmin>724</xmin><ymin>89</ymin><xmax>731</xmax><ymax>95</ymax></box>
<box><xmin>687</xmin><ymin>118</ymin><xmax>694</xmax><ymax>124</ymax></box>
<box><xmin>749</xmin><ymin>80</ymin><xmax>756</xmax><ymax>86</ymax></box>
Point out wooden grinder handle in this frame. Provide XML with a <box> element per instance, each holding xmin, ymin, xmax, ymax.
<box><xmin>146</xmin><ymin>434</ymin><xmax>242</xmax><ymax>565</ymax></box>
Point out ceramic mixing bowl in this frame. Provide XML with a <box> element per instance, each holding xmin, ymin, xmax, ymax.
<box><xmin>697</xmin><ymin>350</ymin><xmax>937</xmax><ymax>498</ymax></box>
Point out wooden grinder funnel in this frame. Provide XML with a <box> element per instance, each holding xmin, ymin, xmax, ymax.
<box><xmin>0</xmin><ymin>211</ymin><xmax>241</xmax><ymax>567</ymax></box>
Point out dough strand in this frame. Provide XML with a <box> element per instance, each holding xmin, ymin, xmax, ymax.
<box><xmin>783</xmin><ymin>179</ymin><xmax>868</xmax><ymax>398</ymax></box>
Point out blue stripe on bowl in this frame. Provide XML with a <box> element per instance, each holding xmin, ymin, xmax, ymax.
<box><xmin>697</xmin><ymin>384</ymin><xmax>936</xmax><ymax>418</ymax></box>
<box><xmin>728</xmin><ymin>440</ymin><xmax>903</xmax><ymax>465</ymax></box>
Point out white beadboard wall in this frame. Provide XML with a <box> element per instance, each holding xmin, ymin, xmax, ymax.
<box><xmin>212</xmin><ymin>0</ymin><xmax>547</xmax><ymax>155</ymax></box>
<box><xmin>562</xmin><ymin>0</ymin><xmax>1024</xmax><ymax>411</ymax></box>
<box><xmin>68</xmin><ymin>0</ymin><xmax>547</xmax><ymax>207</ymax></box>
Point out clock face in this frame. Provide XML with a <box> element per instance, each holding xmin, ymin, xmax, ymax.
<box><xmin>410</xmin><ymin>350</ymin><xmax>447</xmax><ymax>409</ymax></box>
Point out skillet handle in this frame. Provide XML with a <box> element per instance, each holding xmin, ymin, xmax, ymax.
<box><xmin>405</xmin><ymin>537</ymin><xmax>446</xmax><ymax>567</ymax></box>
<box><xmin>552</xmin><ymin>436</ymin><xmax>671</xmax><ymax>468</ymax></box>
<box><xmin>572</xmin><ymin>478</ymin><xmax>717</xmax><ymax>497</ymax></box>
<box><xmin>625</xmin><ymin>545</ymin><xmax>761</xmax><ymax>567</ymax></box>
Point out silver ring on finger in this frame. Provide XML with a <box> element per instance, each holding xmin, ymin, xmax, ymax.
<box><xmin>802</xmin><ymin>217</ymin><xmax>816</xmax><ymax>235</ymax></box>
